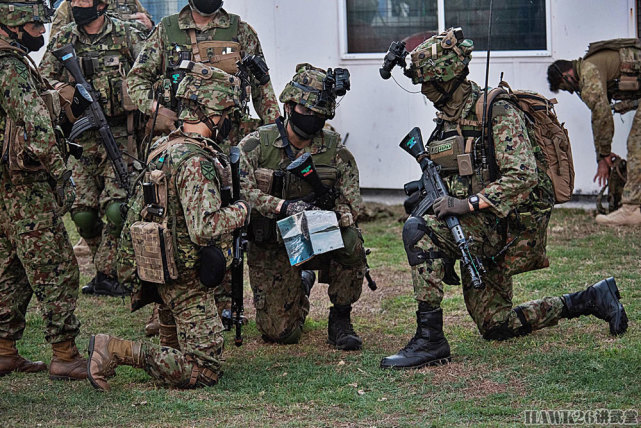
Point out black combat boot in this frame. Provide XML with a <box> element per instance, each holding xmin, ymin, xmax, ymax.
<box><xmin>81</xmin><ymin>275</ymin><xmax>98</xmax><ymax>295</ymax></box>
<box><xmin>380</xmin><ymin>306</ymin><xmax>451</xmax><ymax>369</ymax></box>
<box><xmin>562</xmin><ymin>277</ymin><xmax>628</xmax><ymax>336</ymax></box>
<box><xmin>328</xmin><ymin>304</ymin><xmax>362</xmax><ymax>351</ymax></box>
<box><xmin>301</xmin><ymin>270</ymin><xmax>316</xmax><ymax>296</ymax></box>
<box><xmin>92</xmin><ymin>272</ymin><xmax>129</xmax><ymax>297</ymax></box>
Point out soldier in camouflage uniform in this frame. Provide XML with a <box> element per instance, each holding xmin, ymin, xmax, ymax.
<box><xmin>40</xmin><ymin>0</ymin><xmax>145</xmax><ymax>296</ymax></box>
<box><xmin>548</xmin><ymin>40</ymin><xmax>641</xmax><ymax>226</ymax></box>
<box><xmin>50</xmin><ymin>0</ymin><xmax>153</xmax><ymax>36</ymax></box>
<box><xmin>87</xmin><ymin>65</ymin><xmax>249</xmax><ymax>391</ymax></box>
<box><xmin>0</xmin><ymin>0</ymin><xmax>87</xmax><ymax>380</ymax></box>
<box><xmin>381</xmin><ymin>29</ymin><xmax>629</xmax><ymax>370</ymax></box>
<box><xmin>239</xmin><ymin>64</ymin><xmax>367</xmax><ymax>350</ymax></box>
<box><xmin>127</xmin><ymin>0</ymin><xmax>280</xmax><ymax>330</ymax></box>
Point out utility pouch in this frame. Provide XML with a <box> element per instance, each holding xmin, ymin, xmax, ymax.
<box><xmin>428</xmin><ymin>135</ymin><xmax>465</xmax><ymax>174</ymax></box>
<box><xmin>618</xmin><ymin>75</ymin><xmax>640</xmax><ymax>91</ymax></box>
<box><xmin>2</xmin><ymin>119</ymin><xmax>44</xmax><ymax>173</ymax></box>
<box><xmin>121</xmin><ymin>80</ymin><xmax>137</xmax><ymax>112</ymax></box>
<box><xmin>196</xmin><ymin>40</ymin><xmax>242</xmax><ymax>74</ymax></box>
<box><xmin>283</xmin><ymin>166</ymin><xmax>338</xmax><ymax>200</ymax></box>
<box><xmin>503</xmin><ymin>210</ymin><xmax>551</xmax><ymax>277</ymax></box>
<box><xmin>130</xmin><ymin>221</ymin><xmax>179</xmax><ymax>284</ymax></box>
<box><xmin>40</xmin><ymin>89</ymin><xmax>62</xmax><ymax>123</ymax></box>
<box><xmin>255</xmin><ymin>168</ymin><xmax>274</xmax><ymax>193</ymax></box>
<box><xmin>249</xmin><ymin>214</ymin><xmax>278</xmax><ymax>244</ymax></box>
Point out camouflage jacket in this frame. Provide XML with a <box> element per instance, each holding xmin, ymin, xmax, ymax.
<box><xmin>439</xmin><ymin>81</ymin><xmax>554</xmax><ymax>218</ymax></box>
<box><xmin>575</xmin><ymin>49</ymin><xmax>639</xmax><ymax>157</ymax></box>
<box><xmin>0</xmin><ymin>35</ymin><xmax>67</xmax><ymax>183</ymax></box>
<box><xmin>118</xmin><ymin>129</ymin><xmax>246</xmax><ymax>298</ymax></box>
<box><xmin>238</xmin><ymin>123</ymin><xmax>362</xmax><ymax>222</ymax></box>
<box><xmin>40</xmin><ymin>15</ymin><xmax>145</xmax><ymax>120</ymax></box>
<box><xmin>50</xmin><ymin>0</ymin><xmax>152</xmax><ymax>36</ymax></box>
<box><xmin>127</xmin><ymin>6</ymin><xmax>280</xmax><ymax>125</ymax></box>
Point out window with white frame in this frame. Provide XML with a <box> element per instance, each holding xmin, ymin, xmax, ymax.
<box><xmin>343</xmin><ymin>0</ymin><xmax>548</xmax><ymax>56</ymax></box>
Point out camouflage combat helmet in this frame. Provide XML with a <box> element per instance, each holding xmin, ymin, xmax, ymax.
<box><xmin>175</xmin><ymin>62</ymin><xmax>243</xmax><ymax>122</ymax></box>
<box><xmin>0</xmin><ymin>0</ymin><xmax>54</xmax><ymax>26</ymax></box>
<box><xmin>409</xmin><ymin>27</ymin><xmax>474</xmax><ymax>85</ymax></box>
<box><xmin>279</xmin><ymin>63</ymin><xmax>336</xmax><ymax>119</ymax></box>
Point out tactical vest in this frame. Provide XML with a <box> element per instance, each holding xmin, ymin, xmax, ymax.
<box><xmin>65</xmin><ymin>19</ymin><xmax>136</xmax><ymax>119</ymax></box>
<box><xmin>131</xmin><ymin>134</ymin><xmax>234</xmax><ymax>283</ymax></box>
<box><xmin>585</xmin><ymin>38</ymin><xmax>641</xmax><ymax>101</ymax></box>
<box><xmin>160</xmin><ymin>12</ymin><xmax>242</xmax><ymax>108</ymax></box>
<box><xmin>0</xmin><ymin>43</ymin><xmax>64</xmax><ymax>176</ymax></box>
<box><xmin>249</xmin><ymin>124</ymin><xmax>340</xmax><ymax>244</ymax></box>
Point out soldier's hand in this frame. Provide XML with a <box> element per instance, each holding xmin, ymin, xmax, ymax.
<box><xmin>133</xmin><ymin>12</ymin><xmax>153</xmax><ymax>30</ymax></box>
<box><xmin>54</xmin><ymin>171</ymin><xmax>76</xmax><ymax>217</ymax></box>
<box><xmin>433</xmin><ymin>196</ymin><xmax>471</xmax><ymax>219</ymax></box>
<box><xmin>594</xmin><ymin>156</ymin><xmax>613</xmax><ymax>187</ymax></box>
<box><xmin>280</xmin><ymin>200</ymin><xmax>321</xmax><ymax>218</ymax></box>
<box><xmin>147</xmin><ymin>106</ymin><xmax>178</xmax><ymax>136</ymax></box>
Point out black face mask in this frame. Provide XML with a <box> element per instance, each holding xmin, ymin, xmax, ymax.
<box><xmin>190</xmin><ymin>0</ymin><xmax>223</xmax><ymax>16</ymax></box>
<box><xmin>289</xmin><ymin>109</ymin><xmax>326</xmax><ymax>140</ymax></box>
<box><xmin>19</xmin><ymin>28</ymin><xmax>45</xmax><ymax>53</ymax></box>
<box><xmin>72</xmin><ymin>3</ymin><xmax>105</xmax><ymax>26</ymax></box>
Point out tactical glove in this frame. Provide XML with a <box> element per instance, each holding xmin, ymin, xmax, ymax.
<box><xmin>280</xmin><ymin>200</ymin><xmax>320</xmax><ymax>218</ymax></box>
<box><xmin>147</xmin><ymin>106</ymin><xmax>178</xmax><ymax>136</ymax></box>
<box><xmin>433</xmin><ymin>196</ymin><xmax>470</xmax><ymax>219</ymax></box>
<box><xmin>54</xmin><ymin>170</ymin><xmax>76</xmax><ymax>216</ymax></box>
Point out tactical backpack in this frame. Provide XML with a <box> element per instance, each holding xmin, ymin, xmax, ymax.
<box><xmin>477</xmin><ymin>81</ymin><xmax>575</xmax><ymax>203</ymax></box>
<box><xmin>585</xmin><ymin>38</ymin><xmax>641</xmax><ymax>98</ymax></box>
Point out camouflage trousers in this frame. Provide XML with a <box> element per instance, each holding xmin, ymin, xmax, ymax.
<box><xmin>69</xmin><ymin>128</ymin><xmax>128</xmax><ymax>276</ymax></box>
<box><xmin>622</xmin><ymin>105</ymin><xmax>641</xmax><ymax>204</ymax></box>
<box><xmin>139</xmin><ymin>272</ymin><xmax>224</xmax><ymax>388</ymax></box>
<box><xmin>0</xmin><ymin>172</ymin><xmax>81</xmax><ymax>344</ymax></box>
<box><xmin>412</xmin><ymin>212</ymin><xmax>564</xmax><ymax>338</ymax></box>
<box><xmin>247</xmin><ymin>226</ymin><xmax>366</xmax><ymax>342</ymax></box>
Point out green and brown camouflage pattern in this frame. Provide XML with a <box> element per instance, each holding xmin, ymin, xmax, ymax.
<box><xmin>279</xmin><ymin>63</ymin><xmax>336</xmax><ymax>118</ymax></box>
<box><xmin>409</xmin><ymin>28</ymin><xmax>474</xmax><ymax>84</ymax></box>
<box><xmin>50</xmin><ymin>0</ymin><xmax>151</xmax><ymax>36</ymax></box>
<box><xmin>0</xmin><ymin>0</ymin><xmax>53</xmax><ymax>26</ymax></box>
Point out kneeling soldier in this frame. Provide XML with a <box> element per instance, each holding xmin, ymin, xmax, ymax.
<box><xmin>239</xmin><ymin>64</ymin><xmax>367</xmax><ymax>350</ymax></box>
<box><xmin>88</xmin><ymin>66</ymin><xmax>249</xmax><ymax>390</ymax></box>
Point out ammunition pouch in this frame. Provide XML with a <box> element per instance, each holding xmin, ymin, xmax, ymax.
<box><xmin>248</xmin><ymin>213</ymin><xmax>279</xmax><ymax>244</ymax></box>
<box><xmin>2</xmin><ymin>119</ymin><xmax>45</xmax><ymax>173</ymax></box>
<box><xmin>283</xmin><ymin>166</ymin><xmax>338</xmax><ymax>201</ymax></box>
<box><xmin>427</xmin><ymin>135</ymin><xmax>468</xmax><ymax>176</ymax></box>
<box><xmin>255</xmin><ymin>168</ymin><xmax>274</xmax><ymax>194</ymax></box>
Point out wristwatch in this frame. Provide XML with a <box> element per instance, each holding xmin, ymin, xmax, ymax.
<box><xmin>468</xmin><ymin>194</ymin><xmax>480</xmax><ymax>212</ymax></box>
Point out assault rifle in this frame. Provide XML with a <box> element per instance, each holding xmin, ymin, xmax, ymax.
<box><xmin>229</xmin><ymin>146</ymin><xmax>247</xmax><ymax>347</ymax></box>
<box><xmin>287</xmin><ymin>153</ymin><xmax>377</xmax><ymax>291</ymax></box>
<box><xmin>53</xmin><ymin>44</ymin><xmax>130</xmax><ymax>194</ymax></box>
<box><xmin>400</xmin><ymin>127</ymin><xmax>485</xmax><ymax>289</ymax></box>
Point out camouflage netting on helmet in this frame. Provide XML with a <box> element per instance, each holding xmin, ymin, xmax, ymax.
<box><xmin>279</xmin><ymin>63</ymin><xmax>336</xmax><ymax>118</ymax></box>
<box><xmin>409</xmin><ymin>28</ymin><xmax>474</xmax><ymax>84</ymax></box>
<box><xmin>0</xmin><ymin>0</ymin><xmax>53</xmax><ymax>26</ymax></box>
<box><xmin>176</xmin><ymin>63</ymin><xmax>243</xmax><ymax>122</ymax></box>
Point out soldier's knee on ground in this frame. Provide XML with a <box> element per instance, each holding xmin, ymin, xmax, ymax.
<box><xmin>263</xmin><ymin>325</ymin><xmax>303</xmax><ymax>345</ymax></box>
<box><xmin>71</xmin><ymin>209</ymin><xmax>102</xmax><ymax>239</ymax></box>
<box><xmin>105</xmin><ymin>201</ymin><xmax>125</xmax><ymax>236</ymax></box>
<box><xmin>481</xmin><ymin>306</ymin><xmax>532</xmax><ymax>341</ymax></box>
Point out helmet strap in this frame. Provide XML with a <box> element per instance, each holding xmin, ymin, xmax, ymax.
<box><xmin>0</xmin><ymin>23</ymin><xmax>27</xmax><ymax>52</ymax></box>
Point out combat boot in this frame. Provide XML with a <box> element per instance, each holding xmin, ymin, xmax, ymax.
<box><xmin>81</xmin><ymin>275</ymin><xmax>98</xmax><ymax>295</ymax></box>
<box><xmin>380</xmin><ymin>307</ymin><xmax>451</xmax><ymax>369</ymax></box>
<box><xmin>92</xmin><ymin>272</ymin><xmax>129</xmax><ymax>297</ymax></box>
<box><xmin>595</xmin><ymin>204</ymin><xmax>641</xmax><ymax>226</ymax></box>
<box><xmin>144</xmin><ymin>305</ymin><xmax>160</xmax><ymax>337</ymax></box>
<box><xmin>159</xmin><ymin>323</ymin><xmax>180</xmax><ymax>350</ymax></box>
<box><xmin>562</xmin><ymin>277</ymin><xmax>628</xmax><ymax>336</ymax></box>
<box><xmin>87</xmin><ymin>334</ymin><xmax>144</xmax><ymax>391</ymax></box>
<box><xmin>328</xmin><ymin>304</ymin><xmax>362</xmax><ymax>351</ymax></box>
<box><xmin>301</xmin><ymin>270</ymin><xmax>316</xmax><ymax>296</ymax></box>
<box><xmin>49</xmin><ymin>340</ymin><xmax>87</xmax><ymax>380</ymax></box>
<box><xmin>0</xmin><ymin>339</ymin><xmax>47</xmax><ymax>376</ymax></box>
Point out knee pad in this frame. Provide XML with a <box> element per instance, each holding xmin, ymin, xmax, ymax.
<box><xmin>71</xmin><ymin>209</ymin><xmax>102</xmax><ymax>239</ymax></box>
<box><xmin>403</xmin><ymin>216</ymin><xmax>430</xmax><ymax>266</ymax></box>
<box><xmin>199</xmin><ymin>246</ymin><xmax>226</xmax><ymax>288</ymax></box>
<box><xmin>105</xmin><ymin>202</ymin><xmax>125</xmax><ymax>233</ymax></box>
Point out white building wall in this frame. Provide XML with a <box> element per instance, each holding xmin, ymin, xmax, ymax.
<box><xmin>225</xmin><ymin>0</ymin><xmax>637</xmax><ymax>194</ymax></box>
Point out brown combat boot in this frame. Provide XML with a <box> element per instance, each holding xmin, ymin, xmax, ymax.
<box><xmin>49</xmin><ymin>340</ymin><xmax>88</xmax><ymax>381</ymax></box>
<box><xmin>159</xmin><ymin>323</ymin><xmax>181</xmax><ymax>350</ymax></box>
<box><xmin>87</xmin><ymin>334</ymin><xmax>143</xmax><ymax>391</ymax></box>
<box><xmin>595</xmin><ymin>204</ymin><xmax>641</xmax><ymax>226</ymax></box>
<box><xmin>0</xmin><ymin>339</ymin><xmax>47</xmax><ymax>376</ymax></box>
<box><xmin>144</xmin><ymin>305</ymin><xmax>160</xmax><ymax>337</ymax></box>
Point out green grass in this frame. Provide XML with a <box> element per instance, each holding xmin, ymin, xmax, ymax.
<box><xmin>0</xmin><ymin>208</ymin><xmax>639</xmax><ymax>427</ymax></box>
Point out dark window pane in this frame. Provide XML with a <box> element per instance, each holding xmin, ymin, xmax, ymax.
<box><xmin>445</xmin><ymin>0</ymin><xmax>546</xmax><ymax>51</ymax></box>
<box><xmin>346</xmin><ymin>0</ymin><xmax>438</xmax><ymax>53</ymax></box>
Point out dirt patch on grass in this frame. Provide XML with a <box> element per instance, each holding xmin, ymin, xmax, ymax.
<box><xmin>427</xmin><ymin>362</ymin><xmax>527</xmax><ymax>399</ymax></box>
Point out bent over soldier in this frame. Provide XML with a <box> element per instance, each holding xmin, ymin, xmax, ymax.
<box><xmin>239</xmin><ymin>64</ymin><xmax>367</xmax><ymax>350</ymax></box>
<box><xmin>548</xmin><ymin>39</ymin><xmax>641</xmax><ymax>225</ymax></box>
<box><xmin>381</xmin><ymin>29</ymin><xmax>628</xmax><ymax>370</ymax></box>
<box><xmin>0</xmin><ymin>0</ymin><xmax>87</xmax><ymax>380</ymax></box>
<box><xmin>50</xmin><ymin>0</ymin><xmax>153</xmax><ymax>36</ymax></box>
<box><xmin>40</xmin><ymin>0</ymin><xmax>145</xmax><ymax>296</ymax></box>
<box><xmin>88</xmin><ymin>66</ymin><xmax>249</xmax><ymax>390</ymax></box>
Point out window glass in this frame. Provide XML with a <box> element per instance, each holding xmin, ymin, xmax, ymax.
<box><xmin>346</xmin><ymin>0</ymin><xmax>438</xmax><ymax>54</ymax></box>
